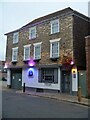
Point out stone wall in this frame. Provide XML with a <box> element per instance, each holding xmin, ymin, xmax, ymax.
<box><xmin>6</xmin><ymin>15</ymin><xmax>73</xmax><ymax>68</ymax></box>
<box><xmin>6</xmin><ymin>10</ymin><xmax>90</xmax><ymax>70</ymax></box>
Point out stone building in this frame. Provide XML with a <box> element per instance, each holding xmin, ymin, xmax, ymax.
<box><xmin>5</xmin><ymin>7</ymin><xmax>90</xmax><ymax>94</ymax></box>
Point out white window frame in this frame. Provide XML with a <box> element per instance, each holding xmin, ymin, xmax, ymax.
<box><xmin>29</xmin><ymin>26</ymin><xmax>36</xmax><ymax>39</ymax></box>
<box><xmin>50</xmin><ymin>38</ymin><xmax>61</xmax><ymax>58</ymax></box>
<box><xmin>33</xmin><ymin>42</ymin><xmax>42</xmax><ymax>60</ymax></box>
<box><xmin>23</xmin><ymin>44</ymin><xmax>31</xmax><ymax>61</ymax></box>
<box><xmin>50</xmin><ymin>19</ymin><xmax>59</xmax><ymax>34</ymax></box>
<box><xmin>12</xmin><ymin>47</ymin><xmax>18</xmax><ymax>62</ymax></box>
<box><xmin>13</xmin><ymin>32</ymin><xmax>19</xmax><ymax>44</ymax></box>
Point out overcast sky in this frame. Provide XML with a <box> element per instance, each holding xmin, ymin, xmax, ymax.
<box><xmin>0</xmin><ymin>0</ymin><xmax>90</xmax><ymax>61</ymax></box>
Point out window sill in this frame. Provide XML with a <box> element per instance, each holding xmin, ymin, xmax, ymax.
<box><xmin>50</xmin><ymin>57</ymin><xmax>59</xmax><ymax>61</ymax></box>
<box><xmin>42</xmin><ymin>81</ymin><xmax>53</xmax><ymax>83</ymax></box>
<box><xmin>39</xmin><ymin>81</ymin><xmax>58</xmax><ymax>84</ymax></box>
<box><xmin>23</xmin><ymin>60</ymin><xmax>29</xmax><ymax>64</ymax></box>
<box><xmin>12</xmin><ymin>61</ymin><xmax>17</xmax><ymax>62</ymax></box>
<box><xmin>33</xmin><ymin>59</ymin><xmax>41</xmax><ymax>62</ymax></box>
<box><xmin>50</xmin><ymin>32</ymin><xmax>60</xmax><ymax>36</ymax></box>
<box><xmin>13</xmin><ymin>42</ymin><xmax>18</xmax><ymax>44</ymax></box>
<box><xmin>12</xmin><ymin>61</ymin><xmax>17</xmax><ymax>65</ymax></box>
<box><xmin>29</xmin><ymin>37</ymin><xmax>36</xmax><ymax>40</ymax></box>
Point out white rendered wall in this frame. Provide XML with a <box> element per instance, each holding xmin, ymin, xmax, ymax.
<box><xmin>7</xmin><ymin>69</ymin><xmax>11</xmax><ymax>86</ymax></box>
<box><xmin>22</xmin><ymin>67</ymin><xmax>61</xmax><ymax>90</ymax></box>
<box><xmin>72</xmin><ymin>67</ymin><xmax>78</xmax><ymax>91</ymax></box>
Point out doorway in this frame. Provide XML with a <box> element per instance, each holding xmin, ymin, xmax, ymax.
<box><xmin>61</xmin><ymin>71</ymin><xmax>71</xmax><ymax>93</ymax></box>
<box><xmin>11</xmin><ymin>69</ymin><xmax>22</xmax><ymax>90</ymax></box>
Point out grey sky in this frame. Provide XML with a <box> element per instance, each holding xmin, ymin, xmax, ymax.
<box><xmin>0</xmin><ymin>0</ymin><xmax>89</xmax><ymax>61</ymax></box>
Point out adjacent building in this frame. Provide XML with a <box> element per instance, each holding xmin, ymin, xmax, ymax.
<box><xmin>85</xmin><ymin>36</ymin><xmax>90</xmax><ymax>97</ymax></box>
<box><xmin>5</xmin><ymin>7</ymin><xmax>90</xmax><ymax>95</ymax></box>
<box><xmin>0</xmin><ymin>61</ymin><xmax>7</xmax><ymax>81</ymax></box>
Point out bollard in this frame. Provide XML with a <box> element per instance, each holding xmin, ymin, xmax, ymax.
<box><xmin>78</xmin><ymin>86</ymin><xmax>82</xmax><ymax>102</ymax></box>
<box><xmin>23</xmin><ymin>83</ymin><xmax>25</xmax><ymax>92</ymax></box>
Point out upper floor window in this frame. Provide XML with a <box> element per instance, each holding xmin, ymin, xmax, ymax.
<box><xmin>23</xmin><ymin>44</ymin><xmax>31</xmax><ymax>61</ymax></box>
<box><xmin>50</xmin><ymin>19</ymin><xmax>59</xmax><ymax>34</ymax></box>
<box><xmin>34</xmin><ymin>42</ymin><xmax>42</xmax><ymax>60</ymax></box>
<box><xmin>50</xmin><ymin>38</ymin><xmax>60</xmax><ymax>58</ymax></box>
<box><xmin>13</xmin><ymin>32</ymin><xmax>19</xmax><ymax>44</ymax></box>
<box><xmin>12</xmin><ymin>47</ymin><xmax>18</xmax><ymax>62</ymax></box>
<box><xmin>29</xmin><ymin>26</ymin><xmax>36</xmax><ymax>39</ymax></box>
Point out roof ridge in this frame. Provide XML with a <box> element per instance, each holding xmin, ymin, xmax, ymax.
<box><xmin>5</xmin><ymin>7</ymin><xmax>89</xmax><ymax>35</ymax></box>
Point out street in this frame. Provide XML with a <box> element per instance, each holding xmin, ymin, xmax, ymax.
<box><xmin>2</xmin><ymin>90</ymin><xmax>88</xmax><ymax>118</ymax></box>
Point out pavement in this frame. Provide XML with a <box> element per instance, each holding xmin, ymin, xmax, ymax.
<box><xmin>1</xmin><ymin>81</ymin><xmax>89</xmax><ymax>107</ymax></box>
<box><xmin>22</xmin><ymin>90</ymin><xmax>89</xmax><ymax>107</ymax></box>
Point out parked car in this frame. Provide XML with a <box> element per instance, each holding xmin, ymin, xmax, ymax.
<box><xmin>2</xmin><ymin>77</ymin><xmax>7</xmax><ymax>81</ymax></box>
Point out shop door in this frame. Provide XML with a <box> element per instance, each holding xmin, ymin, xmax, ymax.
<box><xmin>61</xmin><ymin>71</ymin><xmax>71</xmax><ymax>93</ymax></box>
<box><xmin>11</xmin><ymin>72</ymin><xmax>22</xmax><ymax>90</ymax></box>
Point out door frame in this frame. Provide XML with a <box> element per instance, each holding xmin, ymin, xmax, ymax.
<box><xmin>11</xmin><ymin>68</ymin><xmax>22</xmax><ymax>90</ymax></box>
<box><xmin>61</xmin><ymin>70</ymin><xmax>71</xmax><ymax>93</ymax></box>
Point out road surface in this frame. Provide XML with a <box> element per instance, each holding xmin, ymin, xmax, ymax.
<box><xmin>2</xmin><ymin>90</ymin><xmax>88</xmax><ymax>118</ymax></box>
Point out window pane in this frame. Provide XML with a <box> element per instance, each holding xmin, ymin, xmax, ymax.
<box><xmin>31</xmin><ymin>29</ymin><xmax>35</xmax><ymax>38</ymax></box>
<box><xmin>51</xmin><ymin>20</ymin><xmax>59</xmax><ymax>34</ymax></box>
<box><xmin>51</xmin><ymin>42</ymin><xmax>59</xmax><ymax>58</ymax></box>
<box><xmin>35</xmin><ymin>45</ymin><xmax>40</xmax><ymax>59</ymax></box>
<box><xmin>13</xmin><ymin>32</ymin><xmax>18</xmax><ymax>43</ymax></box>
<box><xmin>12</xmin><ymin>48</ymin><xmax>18</xmax><ymax>61</ymax></box>
<box><xmin>41</xmin><ymin>69</ymin><xmax>54</xmax><ymax>82</ymax></box>
<box><xmin>29</xmin><ymin>27</ymin><xmax>36</xmax><ymax>39</ymax></box>
<box><xmin>52</xmin><ymin>23</ymin><xmax>58</xmax><ymax>33</ymax></box>
<box><xmin>24</xmin><ymin>47</ymin><xmax>30</xmax><ymax>60</ymax></box>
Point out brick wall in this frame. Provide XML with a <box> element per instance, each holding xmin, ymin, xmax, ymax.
<box><xmin>5</xmin><ymin>9</ymin><xmax>90</xmax><ymax>70</ymax></box>
<box><xmin>73</xmin><ymin>15</ymin><xmax>90</xmax><ymax>69</ymax></box>
<box><xmin>6</xmin><ymin>15</ymin><xmax>73</xmax><ymax>68</ymax></box>
<box><xmin>85</xmin><ymin>36</ymin><xmax>90</xmax><ymax>97</ymax></box>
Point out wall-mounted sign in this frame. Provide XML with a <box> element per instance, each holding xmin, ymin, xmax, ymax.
<box><xmin>72</xmin><ymin>71</ymin><xmax>76</xmax><ymax>78</ymax></box>
<box><xmin>28</xmin><ymin>70</ymin><xmax>33</xmax><ymax>76</ymax></box>
<box><xmin>73</xmin><ymin>73</ymin><xmax>76</xmax><ymax>78</ymax></box>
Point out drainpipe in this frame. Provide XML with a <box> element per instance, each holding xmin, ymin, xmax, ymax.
<box><xmin>78</xmin><ymin>71</ymin><xmax>82</xmax><ymax>102</ymax></box>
